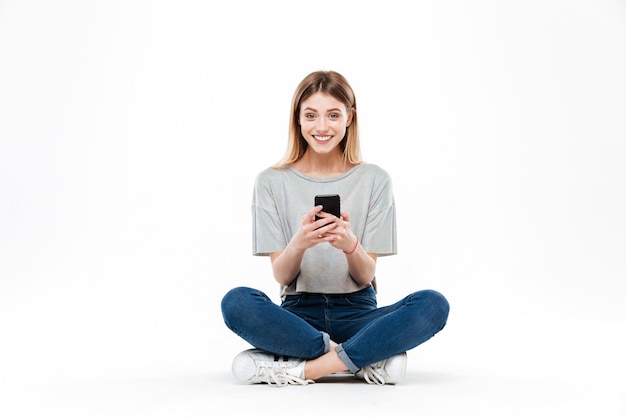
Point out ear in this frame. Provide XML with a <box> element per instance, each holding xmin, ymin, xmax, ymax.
<box><xmin>346</xmin><ymin>107</ymin><xmax>354</xmax><ymax>127</ymax></box>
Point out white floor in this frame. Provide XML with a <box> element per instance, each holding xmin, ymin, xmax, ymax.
<box><xmin>2</xmin><ymin>274</ymin><xmax>624</xmax><ymax>417</ymax></box>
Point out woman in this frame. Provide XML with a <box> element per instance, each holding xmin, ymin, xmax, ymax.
<box><xmin>221</xmin><ymin>70</ymin><xmax>449</xmax><ymax>387</ymax></box>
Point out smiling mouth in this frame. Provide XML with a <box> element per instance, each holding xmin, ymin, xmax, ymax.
<box><xmin>314</xmin><ymin>135</ymin><xmax>332</xmax><ymax>142</ymax></box>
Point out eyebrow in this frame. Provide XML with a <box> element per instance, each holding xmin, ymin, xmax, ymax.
<box><xmin>301</xmin><ymin>107</ymin><xmax>342</xmax><ymax>113</ymax></box>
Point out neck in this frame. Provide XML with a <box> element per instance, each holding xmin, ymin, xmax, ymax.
<box><xmin>292</xmin><ymin>150</ymin><xmax>354</xmax><ymax>178</ymax></box>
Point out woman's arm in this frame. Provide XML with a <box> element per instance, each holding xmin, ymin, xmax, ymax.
<box><xmin>269</xmin><ymin>208</ymin><xmax>378</xmax><ymax>287</ymax></box>
<box><xmin>270</xmin><ymin>228</ymin><xmax>377</xmax><ymax>287</ymax></box>
<box><xmin>343</xmin><ymin>236</ymin><xmax>377</xmax><ymax>286</ymax></box>
<box><xmin>269</xmin><ymin>244</ymin><xmax>305</xmax><ymax>286</ymax></box>
<box><xmin>329</xmin><ymin>212</ymin><xmax>377</xmax><ymax>286</ymax></box>
<box><xmin>269</xmin><ymin>205</ymin><xmax>338</xmax><ymax>286</ymax></box>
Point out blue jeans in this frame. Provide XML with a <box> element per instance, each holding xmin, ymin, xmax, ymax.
<box><xmin>221</xmin><ymin>286</ymin><xmax>449</xmax><ymax>373</ymax></box>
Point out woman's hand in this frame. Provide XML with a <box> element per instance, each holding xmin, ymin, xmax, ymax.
<box><xmin>318</xmin><ymin>211</ymin><xmax>358</xmax><ymax>254</ymax></box>
<box><xmin>322</xmin><ymin>210</ymin><xmax>376</xmax><ymax>286</ymax></box>
<box><xmin>270</xmin><ymin>206</ymin><xmax>372</xmax><ymax>286</ymax></box>
<box><xmin>292</xmin><ymin>205</ymin><xmax>343</xmax><ymax>251</ymax></box>
<box><xmin>269</xmin><ymin>205</ymin><xmax>339</xmax><ymax>285</ymax></box>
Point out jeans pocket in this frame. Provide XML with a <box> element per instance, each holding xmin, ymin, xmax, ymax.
<box><xmin>343</xmin><ymin>293</ymin><xmax>377</xmax><ymax>309</ymax></box>
<box><xmin>281</xmin><ymin>296</ymin><xmax>302</xmax><ymax>309</ymax></box>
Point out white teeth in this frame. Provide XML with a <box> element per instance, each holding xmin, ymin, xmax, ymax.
<box><xmin>315</xmin><ymin>136</ymin><xmax>332</xmax><ymax>142</ymax></box>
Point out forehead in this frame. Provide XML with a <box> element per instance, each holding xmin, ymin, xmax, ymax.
<box><xmin>300</xmin><ymin>92</ymin><xmax>346</xmax><ymax>111</ymax></box>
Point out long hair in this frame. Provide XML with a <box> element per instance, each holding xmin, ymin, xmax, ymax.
<box><xmin>273</xmin><ymin>71</ymin><xmax>362</xmax><ymax>167</ymax></box>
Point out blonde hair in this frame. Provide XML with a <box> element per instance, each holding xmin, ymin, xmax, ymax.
<box><xmin>273</xmin><ymin>71</ymin><xmax>362</xmax><ymax>167</ymax></box>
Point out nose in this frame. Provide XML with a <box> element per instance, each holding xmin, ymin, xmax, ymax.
<box><xmin>315</xmin><ymin>117</ymin><xmax>328</xmax><ymax>132</ymax></box>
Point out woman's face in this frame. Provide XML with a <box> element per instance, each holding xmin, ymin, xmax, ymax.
<box><xmin>298</xmin><ymin>92</ymin><xmax>352</xmax><ymax>156</ymax></box>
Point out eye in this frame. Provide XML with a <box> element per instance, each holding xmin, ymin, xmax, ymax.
<box><xmin>328</xmin><ymin>113</ymin><xmax>340</xmax><ymax>119</ymax></box>
<box><xmin>304</xmin><ymin>113</ymin><xmax>316</xmax><ymax>120</ymax></box>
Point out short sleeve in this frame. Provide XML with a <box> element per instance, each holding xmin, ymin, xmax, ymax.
<box><xmin>251</xmin><ymin>171</ymin><xmax>288</xmax><ymax>256</ymax></box>
<box><xmin>360</xmin><ymin>170</ymin><xmax>397</xmax><ymax>256</ymax></box>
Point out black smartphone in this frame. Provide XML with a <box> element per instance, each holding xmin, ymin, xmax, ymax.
<box><xmin>315</xmin><ymin>194</ymin><xmax>341</xmax><ymax>221</ymax></box>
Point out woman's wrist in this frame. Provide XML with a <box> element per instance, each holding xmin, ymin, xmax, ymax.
<box><xmin>343</xmin><ymin>236</ymin><xmax>359</xmax><ymax>255</ymax></box>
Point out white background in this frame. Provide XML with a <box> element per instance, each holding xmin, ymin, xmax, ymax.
<box><xmin>1</xmin><ymin>1</ymin><xmax>625</xmax><ymax>416</ymax></box>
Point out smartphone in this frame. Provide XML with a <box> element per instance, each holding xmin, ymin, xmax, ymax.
<box><xmin>315</xmin><ymin>194</ymin><xmax>341</xmax><ymax>221</ymax></box>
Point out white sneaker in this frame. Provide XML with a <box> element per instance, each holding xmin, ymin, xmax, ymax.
<box><xmin>355</xmin><ymin>352</ymin><xmax>407</xmax><ymax>385</ymax></box>
<box><xmin>231</xmin><ymin>349</ymin><xmax>313</xmax><ymax>388</ymax></box>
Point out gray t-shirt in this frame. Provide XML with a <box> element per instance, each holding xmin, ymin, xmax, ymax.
<box><xmin>252</xmin><ymin>163</ymin><xmax>397</xmax><ymax>299</ymax></box>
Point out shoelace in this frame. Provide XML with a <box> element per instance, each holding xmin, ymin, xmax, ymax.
<box><xmin>254</xmin><ymin>363</ymin><xmax>314</xmax><ymax>388</ymax></box>
<box><xmin>360</xmin><ymin>359</ymin><xmax>390</xmax><ymax>385</ymax></box>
